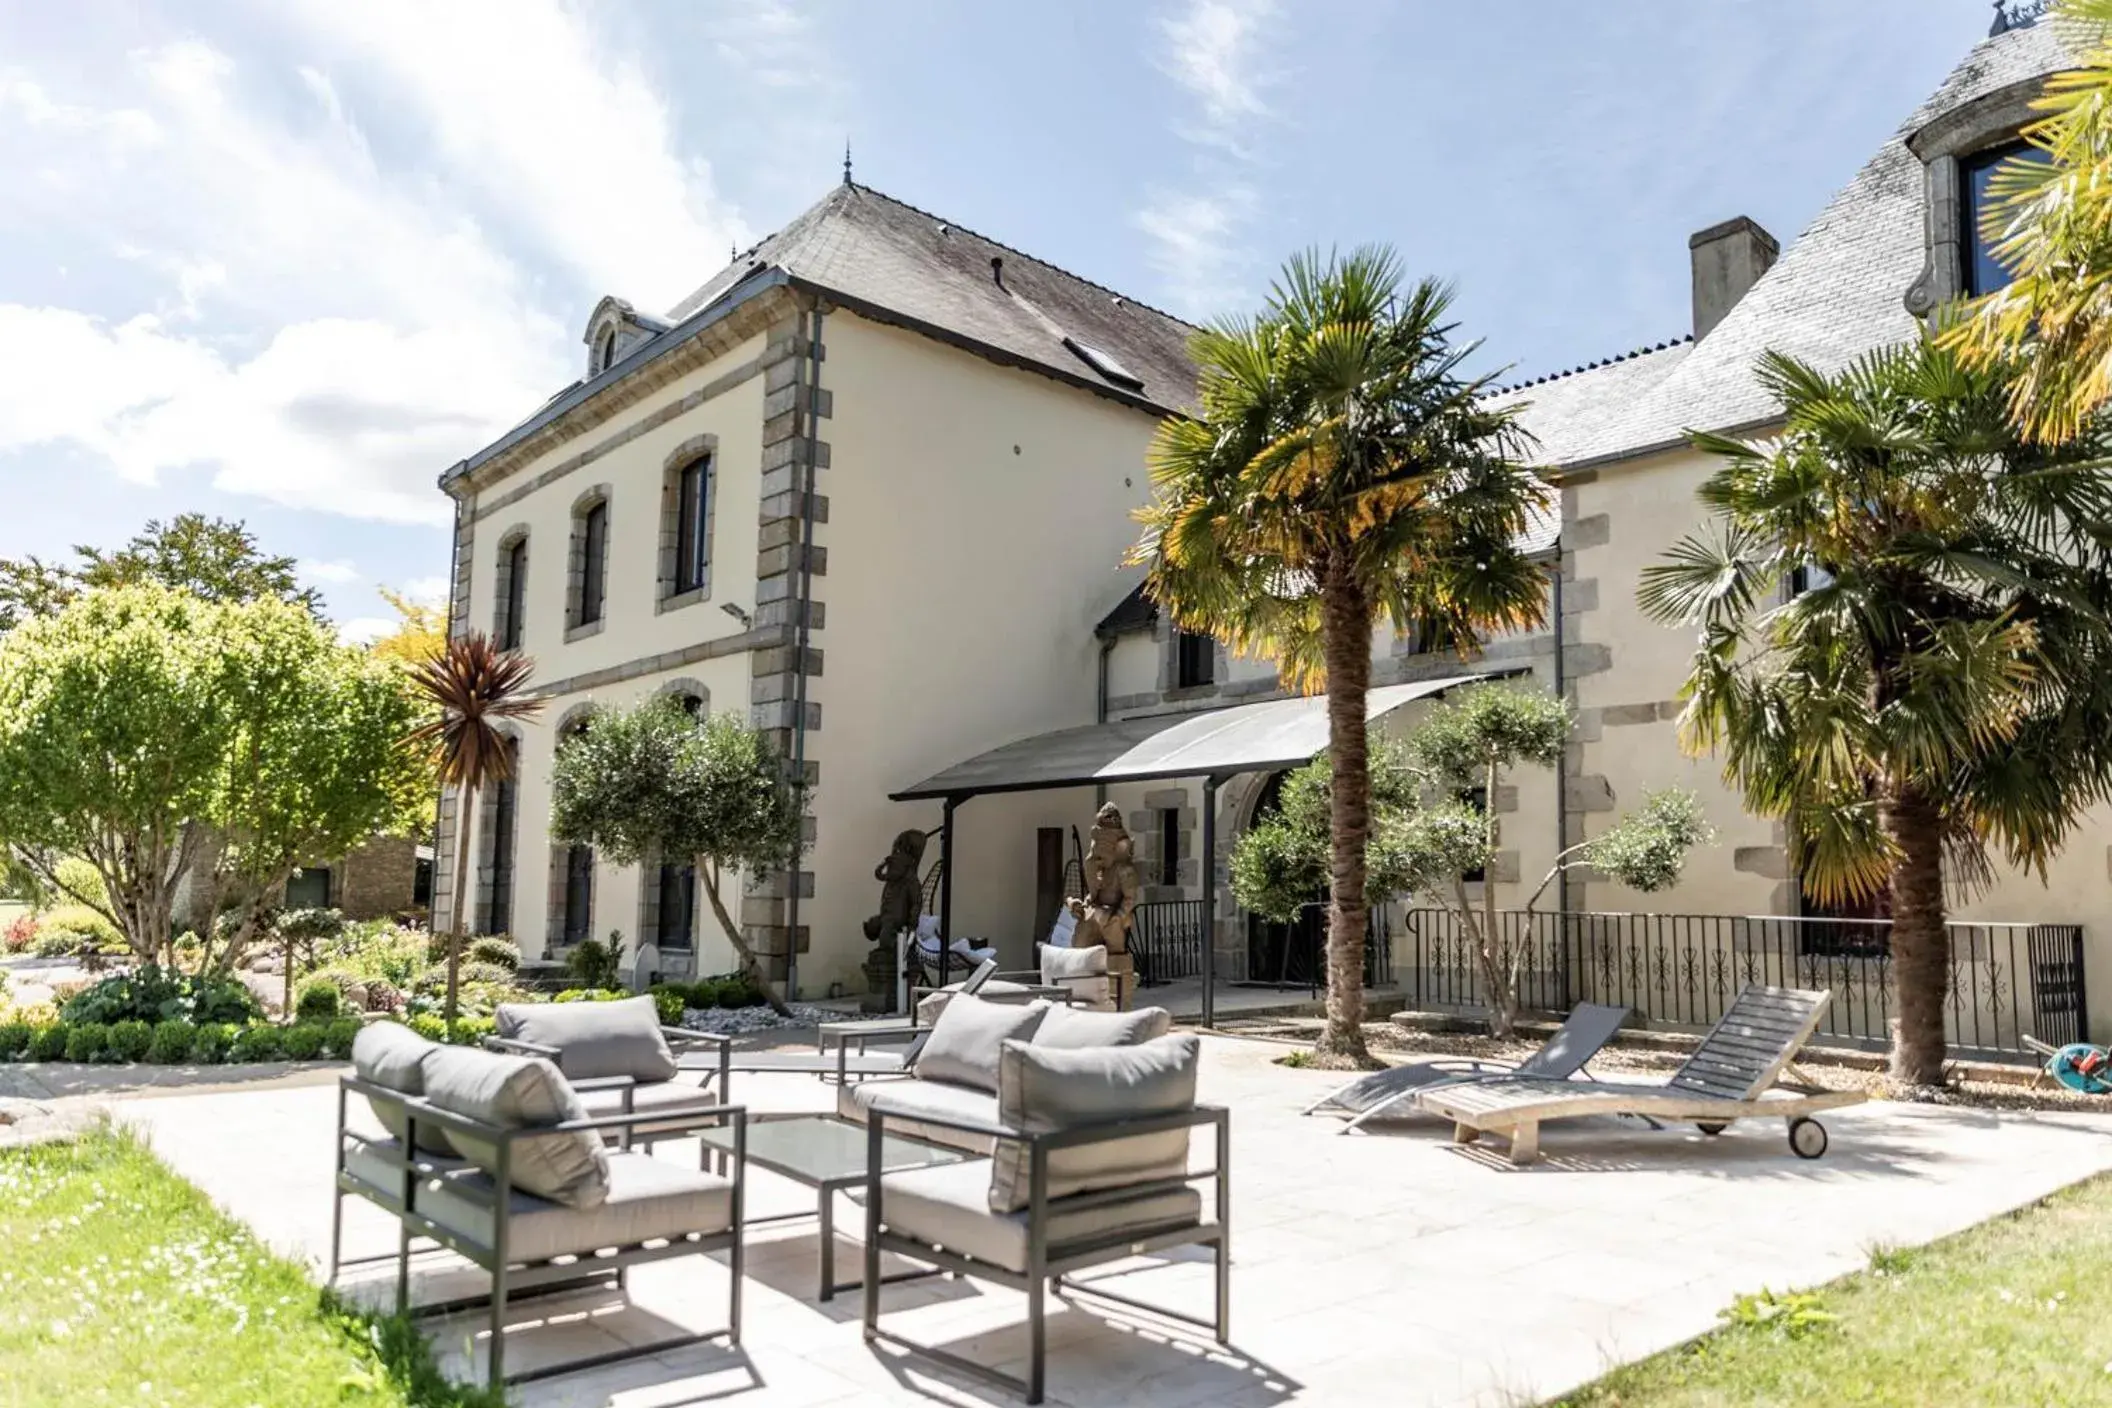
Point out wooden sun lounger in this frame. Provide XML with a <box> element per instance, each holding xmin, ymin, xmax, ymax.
<box><xmin>1418</xmin><ymin>985</ymin><xmax>1865</xmax><ymax>1166</ymax></box>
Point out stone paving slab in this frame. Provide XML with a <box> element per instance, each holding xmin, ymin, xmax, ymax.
<box><xmin>115</xmin><ymin>1036</ymin><xmax>2112</xmax><ymax>1407</ymax></box>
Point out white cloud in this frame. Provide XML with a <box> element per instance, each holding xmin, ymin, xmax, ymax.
<box><xmin>300</xmin><ymin>558</ymin><xmax>361</xmax><ymax>585</ymax></box>
<box><xmin>403</xmin><ymin>575</ymin><xmax>448</xmax><ymax>606</ymax></box>
<box><xmin>1137</xmin><ymin>0</ymin><xmax>1279</xmax><ymax>318</ymax></box>
<box><xmin>284</xmin><ymin>0</ymin><xmax>752</xmax><ymax>314</ymax></box>
<box><xmin>337</xmin><ymin>616</ymin><xmax>394</xmax><ymax>647</ymax></box>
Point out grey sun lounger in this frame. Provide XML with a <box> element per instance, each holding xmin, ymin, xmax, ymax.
<box><xmin>1304</xmin><ymin>1002</ymin><xmax>1632</xmax><ymax>1134</ymax></box>
<box><xmin>1419</xmin><ymin>984</ymin><xmax>1865</xmax><ymax>1165</ymax></box>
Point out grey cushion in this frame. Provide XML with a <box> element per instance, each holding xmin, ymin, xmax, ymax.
<box><xmin>356</xmin><ymin>1143</ymin><xmax>732</xmax><ymax>1264</ymax></box>
<box><xmin>913</xmin><ymin>994</ymin><xmax>1050</xmax><ymax>1093</ymax></box>
<box><xmin>989</xmin><ymin>1033</ymin><xmax>1200</xmax><ymax>1213</ymax></box>
<box><xmin>1039</xmin><ymin>944</ymin><xmax>1113</xmax><ymax>1008</ymax></box>
<box><xmin>494</xmin><ymin>997</ymin><xmax>677</xmax><ymax>1083</ymax></box>
<box><xmin>576</xmin><ymin>1080</ymin><xmax>725</xmax><ymax>1139</ymax></box>
<box><xmin>420</xmin><ymin>1046</ymin><xmax>610</xmax><ymax>1208</ymax></box>
<box><xmin>1031</xmin><ymin>1003</ymin><xmax>1171</xmax><ymax>1050</ymax></box>
<box><xmin>916</xmin><ymin>979</ymin><xmax>1033</xmax><ymax>1026</ymax></box>
<box><xmin>867</xmin><ymin>1160</ymin><xmax>1201</xmax><ymax>1275</ymax></box>
<box><xmin>838</xmin><ymin>1075</ymin><xmax>1001</xmax><ymax>1155</ymax></box>
<box><xmin>352</xmin><ymin>1022</ymin><xmax>455</xmax><ymax>1155</ymax></box>
<box><xmin>344</xmin><ymin>1134</ymin><xmax>469</xmax><ymax>1195</ymax></box>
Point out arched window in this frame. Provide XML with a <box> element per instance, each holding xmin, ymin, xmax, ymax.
<box><xmin>653</xmin><ymin>691</ymin><xmax>704</xmax><ymax>951</ymax></box>
<box><xmin>554</xmin><ymin>715</ymin><xmax>594</xmax><ymax>947</ymax></box>
<box><xmin>597</xmin><ymin>328</ymin><xmax>618</xmax><ymax>376</ymax></box>
<box><xmin>568</xmin><ymin>492</ymin><xmax>609</xmax><ymax>633</ymax></box>
<box><xmin>496</xmin><ymin>535</ymin><xmax>528</xmax><ymax>651</ymax></box>
<box><xmin>482</xmin><ymin>737</ymin><xmax>521</xmax><ymax>936</ymax></box>
<box><xmin>674</xmin><ymin>457</ymin><xmax>711</xmax><ymax>595</ymax></box>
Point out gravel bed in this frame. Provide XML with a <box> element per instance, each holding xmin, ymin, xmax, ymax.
<box><xmin>1228</xmin><ymin>1017</ymin><xmax>2112</xmax><ymax>1114</ymax></box>
<box><xmin>677</xmin><ymin>1002</ymin><xmax>857</xmax><ymax>1037</ymax></box>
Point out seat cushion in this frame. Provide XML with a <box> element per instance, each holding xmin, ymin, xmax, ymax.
<box><xmin>913</xmin><ymin>994</ymin><xmax>1050</xmax><ymax>1093</ymax></box>
<box><xmin>1040</xmin><ymin>944</ymin><xmax>1113</xmax><ymax>1009</ymax></box>
<box><xmin>577</xmin><ymin>1079</ymin><xmax>725</xmax><ymax>1138</ymax></box>
<box><xmin>838</xmin><ymin>1076</ymin><xmax>1001</xmax><ymax>1155</ymax></box>
<box><xmin>396</xmin><ymin>1149</ymin><xmax>733</xmax><ymax>1265</ymax></box>
<box><xmin>351</xmin><ymin>1023</ymin><xmax>456</xmax><ymax>1155</ymax></box>
<box><xmin>1031</xmin><ymin>1003</ymin><xmax>1171</xmax><ymax>1050</ymax></box>
<box><xmin>495</xmin><ymin>996</ymin><xmax>678</xmax><ymax>1084</ymax></box>
<box><xmin>990</xmin><ymin>1034</ymin><xmax>1200</xmax><ymax>1213</ymax></box>
<box><xmin>421</xmin><ymin>1046</ymin><xmax>610</xmax><ymax>1208</ymax></box>
<box><xmin>869</xmin><ymin>1160</ymin><xmax>1202</xmax><ymax>1275</ymax></box>
<box><xmin>916</xmin><ymin>979</ymin><xmax>1033</xmax><ymax>1026</ymax></box>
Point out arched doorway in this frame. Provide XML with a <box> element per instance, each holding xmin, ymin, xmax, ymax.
<box><xmin>1240</xmin><ymin>768</ymin><xmax>1391</xmax><ymax>993</ymax></box>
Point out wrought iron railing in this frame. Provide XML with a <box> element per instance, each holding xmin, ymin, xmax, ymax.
<box><xmin>1397</xmin><ymin>908</ymin><xmax>2088</xmax><ymax>1059</ymax></box>
<box><xmin>1131</xmin><ymin>899</ymin><xmax>1207</xmax><ymax>986</ymax></box>
<box><xmin>1246</xmin><ymin>902</ymin><xmax>1393</xmax><ymax>994</ymax></box>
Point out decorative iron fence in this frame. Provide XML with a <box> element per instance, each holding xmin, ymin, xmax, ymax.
<box><xmin>1397</xmin><ymin>909</ymin><xmax>2088</xmax><ymax>1059</ymax></box>
<box><xmin>1246</xmin><ymin>902</ymin><xmax>1393</xmax><ymax>994</ymax></box>
<box><xmin>1131</xmin><ymin>900</ymin><xmax>1207</xmax><ymax>986</ymax></box>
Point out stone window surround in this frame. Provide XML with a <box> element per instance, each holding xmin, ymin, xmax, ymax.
<box><xmin>658</xmin><ymin>434</ymin><xmax>719</xmax><ymax>615</ymax></box>
<box><xmin>493</xmin><ymin>525</ymin><xmax>530</xmax><ymax>650</ymax></box>
<box><xmin>1161</xmin><ymin>618</ymin><xmax>1227</xmax><ymax>700</ymax></box>
<box><xmin>1904</xmin><ymin>76</ymin><xmax>2047</xmax><ymax>317</ymax></box>
<box><xmin>564</xmin><ymin>484</ymin><xmax>613</xmax><ymax>642</ymax></box>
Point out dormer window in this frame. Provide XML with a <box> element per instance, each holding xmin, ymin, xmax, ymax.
<box><xmin>1963</xmin><ymin>141</ymin><xmax>2051</xmax><ymax>296</ymax></box>
<box><xmin>596</xmin><ymin>328</ymin><xmax>619</xmax><ymax>376</ymax></box>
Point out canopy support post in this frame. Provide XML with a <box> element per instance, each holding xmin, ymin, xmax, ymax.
<box><xmin>938</xmin><ymin>796</ymin><xmax>959</xmax><ymax>991</ymax></box>
<box><xmin>1201</xmin><ymin>774</ymin><xmax>1219</xmax><ymax>1029</ymax></box>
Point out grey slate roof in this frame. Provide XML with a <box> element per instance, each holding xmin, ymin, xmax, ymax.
<box><xmin>1507</xmin><ymin>20</ymin><xmax>2073</xmax><ymax>470</ymax></box>
<box><xmin>669</xmin><ymin>183</ymin><xmax>1202</xmax><ymax>415</ymax></box>
<box><xmin>1492</xmin><ymin>338</ymin><xmax>1693</xmax><ymax>470</ymax></box>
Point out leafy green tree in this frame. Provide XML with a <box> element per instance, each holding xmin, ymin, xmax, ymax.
<box><xmin>409</xmin><ymin>633</ymin><xmax>544</xmax><ymax>1023</ymax></box>
<box><xmin>1133</xmin><ymin>247</ymin><xmax>1549</xmax><ymax>1064</ymax></box>
<box><xmin>1638</xmin><ymin>339</ymin><xmax>2112</xmax><ymax>1085</ymax></box>
<box><xmin>0</xmin><ymin>586</ymin><xmax>421</xmax><ymax>970</ymax></box>
<box><xmin>1942</xmin><ymin>0</ymin><xmax>2112</xmax><ymax>443</ymax></box>
<box><xmin>0</xmin><ymin>514</ymin><xmax>320</xmax><ymax>635</ymax></box>
<box><xmin>550</xmin><ymin>699</ymin><xmax>806</xmax><ymax>1016</ymax></box>
<box><xmin>1234</xmin><ymin>686</ymin><xmax>1711</xmax><ymax>1037</ymax></box>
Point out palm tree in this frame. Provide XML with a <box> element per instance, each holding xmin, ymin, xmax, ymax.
<box><xmin>1943</xmin><ymin>0</ymin><xmax>2112</xmax><ymax>443</ymax></box>
<box><xmin>1638</xmin><ymin>338</ymin><xmax>2112</xmax><ymax>1086</ymax></box>
<box><xmin>1133</xmin><ymin>248</ymin><xmax>1549</xmax><ymax>1063</ymax></box>
<box><xmin>410</xmin><ymin>632</ymin><xmax>544</xmax><ymax>1023</ymax></box>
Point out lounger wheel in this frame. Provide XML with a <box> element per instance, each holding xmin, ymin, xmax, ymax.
<box><xmin>1787</xmin><ymin>1117</ymin><xmax>1828</xmax><ymax>1160</ymax></box>
<box><xmin>1695</xmin><ymin>1122</ymin><xmax>1728</xmax><ymax>1136</ymax></box>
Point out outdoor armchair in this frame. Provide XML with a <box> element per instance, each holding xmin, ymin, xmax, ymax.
<box><xmin>488</xmin><ymin>994</ymin><xmax>734</xmax><ymax>1142</ymax></box>
<box><xmin>858</xmin><ymin>1033</ymin><xmax>1228</xmax><ymax>1404</ymax></box>
<box><xmin>332</xmin><ymin>1047</ymin><xmax>746</xmax><ymax>1390</ymax></box>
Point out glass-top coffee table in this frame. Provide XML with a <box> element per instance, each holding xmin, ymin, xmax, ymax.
<box><xmin>697</xmin><ymin>1112</ymin><xmax>967</xmax><ymax>1301</ymax></box>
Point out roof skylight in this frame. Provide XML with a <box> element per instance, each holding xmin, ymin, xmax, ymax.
<box><xmin>1063</xmin><ymin>336</ymin><xmax>1145</xmax><ymax>391</ymax></box>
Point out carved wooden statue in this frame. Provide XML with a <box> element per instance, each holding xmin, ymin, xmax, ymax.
<box><xmin>861</xmin><ymin>827</ymin><xmax>932</xmax><ymax>1012</ymax></box>
<box><xmin>1066</xmin><ymin>802</ymin><xmax>1139</xmax><ymax>956</ymax></box>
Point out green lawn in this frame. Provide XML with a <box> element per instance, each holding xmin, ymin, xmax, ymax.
<box><xmin>0</xmin><ymin>1127</ymin><xmax>499</xmax><ymax>1408</ymax></box>
<box><xmin>1554</xmin><ymin>1174</ymin><xmax>2112</xmax><ymax>1407</ymax></box>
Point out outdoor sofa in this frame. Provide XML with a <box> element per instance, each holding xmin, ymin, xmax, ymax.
<box><xmin>837</xmin><ymin>991</ymin><xmax>1175</xmax><ymax>1154</ymax></box>
<box><xmin>859</xmin><ymin>1031</ymin><xmax>1229</xmax><ymax>1404</ymax></box>
<box><xmin>332</xmin><ymin>1022</ymin><xmax>745</xmax><ymax>1389</ymax></box>
<box><xmin>1419</xmin><ymin>984</ymin><xmax>1865</xmax><ymax>1165</ymax></box>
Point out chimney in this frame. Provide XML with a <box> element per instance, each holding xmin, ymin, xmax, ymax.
<box><xmin>1688</xmin><ymin>216</ymin><xmax>1778</xmax><ymax>340</ymax></box>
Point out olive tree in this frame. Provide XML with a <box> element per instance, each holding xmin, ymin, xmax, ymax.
<box><xmin>550</xmin><ymin>698</ymin><xmax>807</xmax><ymax>1015</ymax></box>
<box><xmin>1234</xmin><ymin>683</ymin><xmax>1712</xmax><ymax>1037</ymax></box>
<box><xmin>0</xmin><ymin>586</ymin><xmax>422</xmax><ymax>969</ymax></box>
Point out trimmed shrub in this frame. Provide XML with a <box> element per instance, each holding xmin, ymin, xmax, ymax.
<box><xmin>188</xmin><ymin>1023</ymin><xmax>235</xmax><ymax>1065</ymax></box>
<box><xmin>564</xmin><ymin>934</ymin><xmax>624</xmax><ymax>991</ymax></box>
<box><xmin>0</xmin><ymin>1021</ymin><xmax>32</xmax><ymax>1060</ymax></box>
<box><xmin>1</xmin><ymin>913</ymin><xmax>35</xmax><ymax>954</ymax></box>
<box><xmin>467</xmin><ymin>936</ymin><xmax>521</xmax><ymax>971</ymax></box>
<box><xmin>279</xmin><ymin>1024</ymin><xmax>325</xmax><ymax>1060</ymax></box>
<box><xmin>294</xmin><ymin>979</ymin><xmax>342</xmax><ymax>1022</ymax></box>
<box><xmin>712</xmin><ymin>972</ymin><xmax>764</xmax><ymax>1009</ymax></box>
<box><xmin>652</xmin><ymin>987</ymin><xmax>686</xmax><ymax>1025</ymax></box>
<box><xmin>551</xmin><ymin>987</ymin><xmax>624</xmax><ymax>1004</ymax></box>
<box><xmin>147</xmin><ymin>1019</ymin><xmax>194</xmax><ymax>1064</ymax></box>
<box><xmin>446</xmin><ymin>1016</ymin><xmax>496</xmax><ymax>1046</ymax></box>
<box><xmin>405</xmin><ymin>1013</ymin><xmax>447</xmax><ymax>1043</ymax></box>
<box><xmin>61</xmin><ymin>966</ymin><xmax>261</xmax><ymax>1027</ymax></box>
<box><xmin>321</xmin><ymin>1017</ymin><xmax>361</xmax><ymax>1060</ymax></box>
<box><xmin>64</xmin><ymin>1023</ymin><xmax>109</xmax><ymax>1063</ymax></box>
<box><xmin>459</xmin><ymin>961</ymin><xmax>515</xmax><ymax>988</ymax></box>
<box><xmin>28</xmin><ymin>1025</ymin><xmax>69</xmax><ymax>1061</ymax></box>
<box><xmin>106</xmin><ymin>1019</ymin><xmax>153</xmax><ymax>1063</ymax></box>
<box><xmin>228</xmin><ymin>1023</ymin><xmax>283</xmax><ymax>1063</ymax></box>
<box><xmin>35</xmin><ymin>905</ymin><xmax>124</xmax><ymax>955</ymax></box>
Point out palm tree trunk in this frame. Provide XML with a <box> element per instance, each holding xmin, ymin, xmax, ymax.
<box><xmin>444</xmin><ymin>779</ymin><xmax>476</xmax><ymax>1026</ymax></box>
<box><xmin>1884</xmin><ymin>785</ymin><xmax>1949</xmax><ymax>1086</ymax></box>
<box><xmin>1316</xmin><ymin>561</ymin><xmax>1376</xmax><ymax>1065</ymax></box>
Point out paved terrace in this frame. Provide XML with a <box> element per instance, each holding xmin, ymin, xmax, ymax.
<box><xmin>116</xmin><ymin>1036</ymin><xmax>2112</xmax><ymax>1408</ymax></box>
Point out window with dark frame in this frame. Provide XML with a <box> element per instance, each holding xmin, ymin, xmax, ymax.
<box><xmin>1963</xmin><ymin>141</ymin><xmax>2051</xmax><ymax>297</ymax></box>
<box><xmin>1159</xmin><ymin>808</ymin><xmax>1180</xmax><ymax>887</ymax></box>
<box><xmin>1175</xmin><ymin>629</ymin><xmax>1214</xmax><ymax>688</ymax></box>
<box><xmin>487</xmin><ymin>741</ymin><xmax>519</xmax><ymax>935</ymax></box>
<box><xmin>498</xmin><ymin>537</ymin><xmax>527</xmax><ymax>651</ymax></box>
<box><xmin>656</xmin><ymin>861</ymin><xmax>696</xmax><ymax>950</ymax></box>
<box><xmin>597</xmin><ymin>329</ymin><xmax>617</xmax><ymax>374</ymax></box>
<box><xmin>557</xmin><ymin>718</ymin><xmax>593</xmax><ymax>945</ymax></box>
<box><xmin>674</xmin><ymin>457</ymin><xmax>711</xmax><ymax>595</ymax></box>
<box><xmin>578</xmin><ymin>500</ymin><xmax>607</xmax><ymax>626</ymax></box>
<box><xmin>1459</xmin><ymin>786</ymin><xmax>1488</xmax><ymax>885</ymax></box>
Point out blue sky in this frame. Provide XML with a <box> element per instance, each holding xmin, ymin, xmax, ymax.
<box><xmin>0</xmin><ymin>0</ymin><xmax>2001</xmax><ymax>638</ymax></box>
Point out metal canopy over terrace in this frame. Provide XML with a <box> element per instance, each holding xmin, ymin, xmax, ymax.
<box><xmin>891</xmin><ymin>673</ymin><xmax>1502</xmax><ymax>1023</ymax></box>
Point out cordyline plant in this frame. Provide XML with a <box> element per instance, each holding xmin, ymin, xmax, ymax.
<box><xmin>549</xmin><ymin>698</ymin><xmax>807</xmax><ymax>1017</ymax></box>
<box><xmin>1134</xmin><ymin>246</ymin><xmax>1550</xmax><ymax>1065</ymax></box>
<box><xmin>0</xmin><ymin>586</ymin><xmax>421</xmax><ymax>971</ymax></box>
<box><xmin>1639</xmin><ymin>338</ymin><xmax>2112</xmax><ymax>1086</ymax></box>
<box><xmin>410</xmin><ymin>632</ymin><xmax>544</xmax><ymax>1024</ymax></box>
<box><xmin>1234</xmin><ymin>684</ymin><xmax>1712</xmax><ymax>1037</ymax></box>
